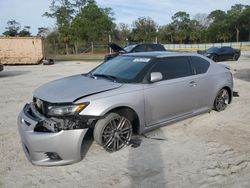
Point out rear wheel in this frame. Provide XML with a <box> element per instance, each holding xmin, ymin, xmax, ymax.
<box><xmin>94</xmin><ymin>113</ymin><xmax>132</xmax><ymax>152</ymax></box>
<box><xmin>233</xmin><ymin>53</ymin><xmax>239</xmax><ymax>61</ymax></box>
<box><xmin>214</xmin><ymin>89</ymin><xmax>230</xmax><ymax>112</ymax></box>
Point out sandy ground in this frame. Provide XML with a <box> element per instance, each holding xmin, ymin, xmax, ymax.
<box><xmin>0</xmin><ymin>53</ymin><xmax>250</xmax><ymax>188</ymax></box>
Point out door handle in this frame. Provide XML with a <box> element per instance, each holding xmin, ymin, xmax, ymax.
<box><xmin>189</xmin><ymin>81</ymin><xmax>197</xmax><ymax>87</ymax></box>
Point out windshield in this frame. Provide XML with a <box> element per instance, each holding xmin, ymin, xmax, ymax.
<box><xmin>90</xmin><ymin>56</ymin><xmax>152</xmax><ymax>83</ymax></box>
<box><xmin>207</xmin><ymin>47</ymin><xmax>219</xmax><ymax>53</ymax></box>
<box><xmin>124</xmin><ymin>45</ymin><xmax>137</xmax><ymax>52</ymax></box>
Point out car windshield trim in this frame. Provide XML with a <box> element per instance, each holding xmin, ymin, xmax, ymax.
<box><xmin>92</xmin><ymin>73</ymin><xmax>117</xmax><ymax>82</ymax></box>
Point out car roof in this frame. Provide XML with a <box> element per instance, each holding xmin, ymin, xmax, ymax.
<box><xmin>122</xmin><ymin>51</ymin><xmax>203</xmax><ymax>58</ymax></box>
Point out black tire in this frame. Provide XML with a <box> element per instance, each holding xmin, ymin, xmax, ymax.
<box><xmin>93</xmin><ymin>113</ymin><xmax>132</xmax><ymax>152</ymax></box>
<box><xmin>214</xmin><ymin>89</ymin><xmax>230</xmax><ymax>112</ymax></box>
<box><xmin>233</xmin><ymin>53</ymin><xmax>239</xmax><ymax>61</ymax></box>
<box><xmin>211</xmin><ymin>55</ymin><xmax>218</xmax><ymax>62</ymax></box>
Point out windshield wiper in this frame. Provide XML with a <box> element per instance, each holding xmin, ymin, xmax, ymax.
<box><xmin>92</xmin><ymin>73</ymin><xmax>117</xmax><ymax>82</ymax></box>
<box><xmin>87</xmin><ymin>72</ymin><xmax>95</xmax><ymax>79</ymax></box>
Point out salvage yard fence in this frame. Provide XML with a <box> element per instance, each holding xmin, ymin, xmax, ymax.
<box><xmin>163</xmin><ymin>41</ymin><xmax>250</xmax><ymax>51</ymax></box>
<box><xmin>43</xmin><ymin>40</ymin><xmax>250</xmax><ymax>60</ymax></box>
<box><xmin>44</xmin><ymin>40</ymin><xmax>250</xmax><ymax>56</ymax></box>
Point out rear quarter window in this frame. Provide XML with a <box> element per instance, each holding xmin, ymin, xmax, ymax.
<box><xmin>190</xmin><ymin>56</ymin><xmax>210</xmax><ymax>74</ymax></box>
<box><xmin>147</xmin><ymin>44</ymin><xmax>165</xmax><ymax>51</ymax></box>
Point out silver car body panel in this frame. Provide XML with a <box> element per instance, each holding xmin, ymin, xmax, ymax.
<box><xmin>18</xmin><ymin>103</ymin><xmax>88</xmax><ymax>166</ymax></box>
<box><xmin>18</xmin><ymin>52</ymin><xmax>233</xmax><ymax>166</ymax></box>
<box><xmin>34</xmin><ymin>74</ymin><xmax>122</xmax><ymax>103</ymax></box>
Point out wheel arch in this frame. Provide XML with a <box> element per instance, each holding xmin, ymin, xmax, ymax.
<box><xmin>105</xmin><ymin>106</ymin><xmax>140</xmax><ymax>134</ymax></box>
<box><xmin>222</xmin><ymin>86</ymin><xmax>232</xmax><ymax>104</ymax></box>
<box><xmin>214</xmin><ymin>86</ymin><xmax>232</xmax><ymax>105</ymax></box>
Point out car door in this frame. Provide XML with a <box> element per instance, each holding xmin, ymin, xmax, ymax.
<box><xmin>143</xmin><ymin>56</ymin><xmax>198</xmax><ymax>127</ymax></box>
<box><xmin>219</xmin><ymin>47</ymin><xmax>233</xmax><ymax>60</ymax></box>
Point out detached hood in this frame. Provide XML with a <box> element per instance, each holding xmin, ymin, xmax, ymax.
<box><xmin>34</xmin><ymin>74</ymin><xmax>122</xmax><ymax>103</ymax></box>
<box><xmin>108</xmin><ymin>43</ymin><xmax>126</xmax><ymax>53</ymax></box>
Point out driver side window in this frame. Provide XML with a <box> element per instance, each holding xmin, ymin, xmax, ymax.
<box><xmin>151</xmin><ymin>57</ymin><xmax>192</xmax><ymax>80</ymax></box>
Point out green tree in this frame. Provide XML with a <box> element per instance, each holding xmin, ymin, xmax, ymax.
<box><xmin>37</xmin><ymin>27</ymin><xmax>49</xmax><ymax>37</ymax></box>
<box><xmin>158</xmin><ymin>24</ymin><xmax>175</xmax><ymax>43</ymax></box>
<box><xmin>131</xmin><ymin>17</ymin><xmax>158</xmax><ymax>42</ymax></box>
<box><xmin>115</xmin><ymin>23</ymin><xmax>130</xmax><ymax>44</ymax></box>
<box><xmin>171</xmin><ymin>11</ymin><xmax>191</xmax><ymax>43</ymax></box>
<box><xmin>189</xmin><ymin>20</ymin><xmax>200</xmax><ymax>43</ymax></box>
<box><xmin>227</xmin><ymin>4</ymin><xmax>246</xmax><ymax>42</ymax></box>
<box><xmin>240</xmin><ymin>6</ymin><xmax>250</xmax><ymax>40</ymax></box>
<box><xmin>44</xmin><ymin>0</ymin><xmax>76</xmax><ymax>54</ymax></box>
<box><xmin>3</xmin><ymin>19</ymin><xmax>21</xmax><ymax>36</ymax></box>
<box><xmin>44</xmin><ymin>31</ymin><xmax>60</xmax><ymax>56</ymax></box>
<box><xmin>19</xmin><ymin>26</ymin><xmax>31</xmax><ymax>37</ymax></box>
<box><xmin>71</xmin><ymin>1</ymin><xmax>114</xmax><ymax>47</ymax></box>
<box><xmin>207</xmin><ymin>10</ymin><xmax>230</xmax><ymax>42</ymax></box>
<box><xmin>171</xmin><ymin>11</ymin><xmax>190</xmax><ymax>29</ymax></box>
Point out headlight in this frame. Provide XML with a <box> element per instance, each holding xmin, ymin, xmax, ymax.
<box><xmin>47</xmin><ymin>103</ymin><xmax>89</xmax><ymax>116</ymax></box>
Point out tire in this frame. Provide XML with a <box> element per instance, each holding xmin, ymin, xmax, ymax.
<box><xmin>93</xmin><ymin>113</ymin><xmax>133</xmax><ymax>152</ymax></box>
<box><xmin>211</xmin><ymin>55</ymin><xmax>218</xmax><ymax>62</ymax></box>
<box><xmin>214</xmin><ymin>89</ymin><xmax>230</xmax><ymax>112</ymax></box>
<box><xmin>233</xmin><ymin>53</ymin><xmax>239</xmax><ymax>61</ymax></box>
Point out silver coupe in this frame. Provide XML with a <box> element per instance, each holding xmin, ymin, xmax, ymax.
<box><xmin>18</xmin><ymin>52</ymin><xmax>233</xmax><ymax>166</ymax></box>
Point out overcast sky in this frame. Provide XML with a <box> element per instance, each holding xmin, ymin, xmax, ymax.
<box><xmin>0</xmin><ymin>0</ymin><xmax>250</xmax><ymax>35</ymax></box>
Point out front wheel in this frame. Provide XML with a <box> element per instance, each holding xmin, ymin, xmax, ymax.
<box><xmin>214</xmin><ymin>89</ymin><xmax>230</xmax><ymax>112</ymax></box>
<box><xmin>94</xmin><ymin>113</ymin><xmax>132</xmax><ymax>152</ymax></box>
<box><xmin>211</xmin><ymin>55</ymin><xmax>218</xmax><ymax>62</ymax></box>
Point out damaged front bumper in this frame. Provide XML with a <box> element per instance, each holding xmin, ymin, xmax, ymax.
<box><xmin>17</xmin><ymin>103</ymin><xmax>88</xmax><ymax>166</ymax></box>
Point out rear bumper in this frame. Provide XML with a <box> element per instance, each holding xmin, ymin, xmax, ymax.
<box><xmin>18</xmin><ymin>103</ymin><xmax>88</xmax><ymax>166</ymax></box>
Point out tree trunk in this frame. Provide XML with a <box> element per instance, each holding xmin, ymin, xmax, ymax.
<box><xmin>170</xmin><ymin>35</ymin><xmax>173</xmax><ymax>43</ymax></box>
<box><xmin>65</xmin><ymin>43</ymin><xmax>69</xmax><ymax>55</ymax></box>
<box><xmin>74</xmin><ymin>42</ymin><xmax>78</xmax><ymax>54</ymax></box>
<box><xmin>53</xmin><ymin>39</ymin><xmax>57</xmax><ymax>58</ymax></box>
<box><xmin>235</xmin><ymin>27</ymin><xmax>239</xmax><ymax>42</ymax></box>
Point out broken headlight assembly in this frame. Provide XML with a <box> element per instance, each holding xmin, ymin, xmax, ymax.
<box><xmin>47</xmin><ymin>103</ymin><xmax>89</xmax><ymax>117</ymax></box>
<box><xmin>33</xmin><ymin>102</ymin><xmax>91</xmax><ymax>132</ymax></box>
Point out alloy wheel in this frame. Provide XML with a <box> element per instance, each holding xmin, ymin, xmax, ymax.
<box><xmin>102</xmin><ymin>116</ymin><xmax>132</xmax><ymax>152</ymax></box>
<box><xmin>215</xmin><ymin>89</ymin><xmax>229</xmax><ymax>111</ymax></box>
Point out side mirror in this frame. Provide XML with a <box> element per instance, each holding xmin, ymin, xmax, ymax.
<box><xmin>150</xmin><ymin>72</ymin><xmax>163</xmax><ymax>83</ymax></box>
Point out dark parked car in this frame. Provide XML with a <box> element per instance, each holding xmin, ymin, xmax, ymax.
<box><xmin>104</xmin><ymin>43</ymin><xmax>166</xmax><ymax>62</ymax></box>
<box><xmin>0</xmin><ymin>63</ymin><xmax>3</xmax><ymax>72</ymax></box>
<box><xmin>197</xmin><ymin>46</ymin><xmax>241</xmax><ymax>62</ymax></box>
